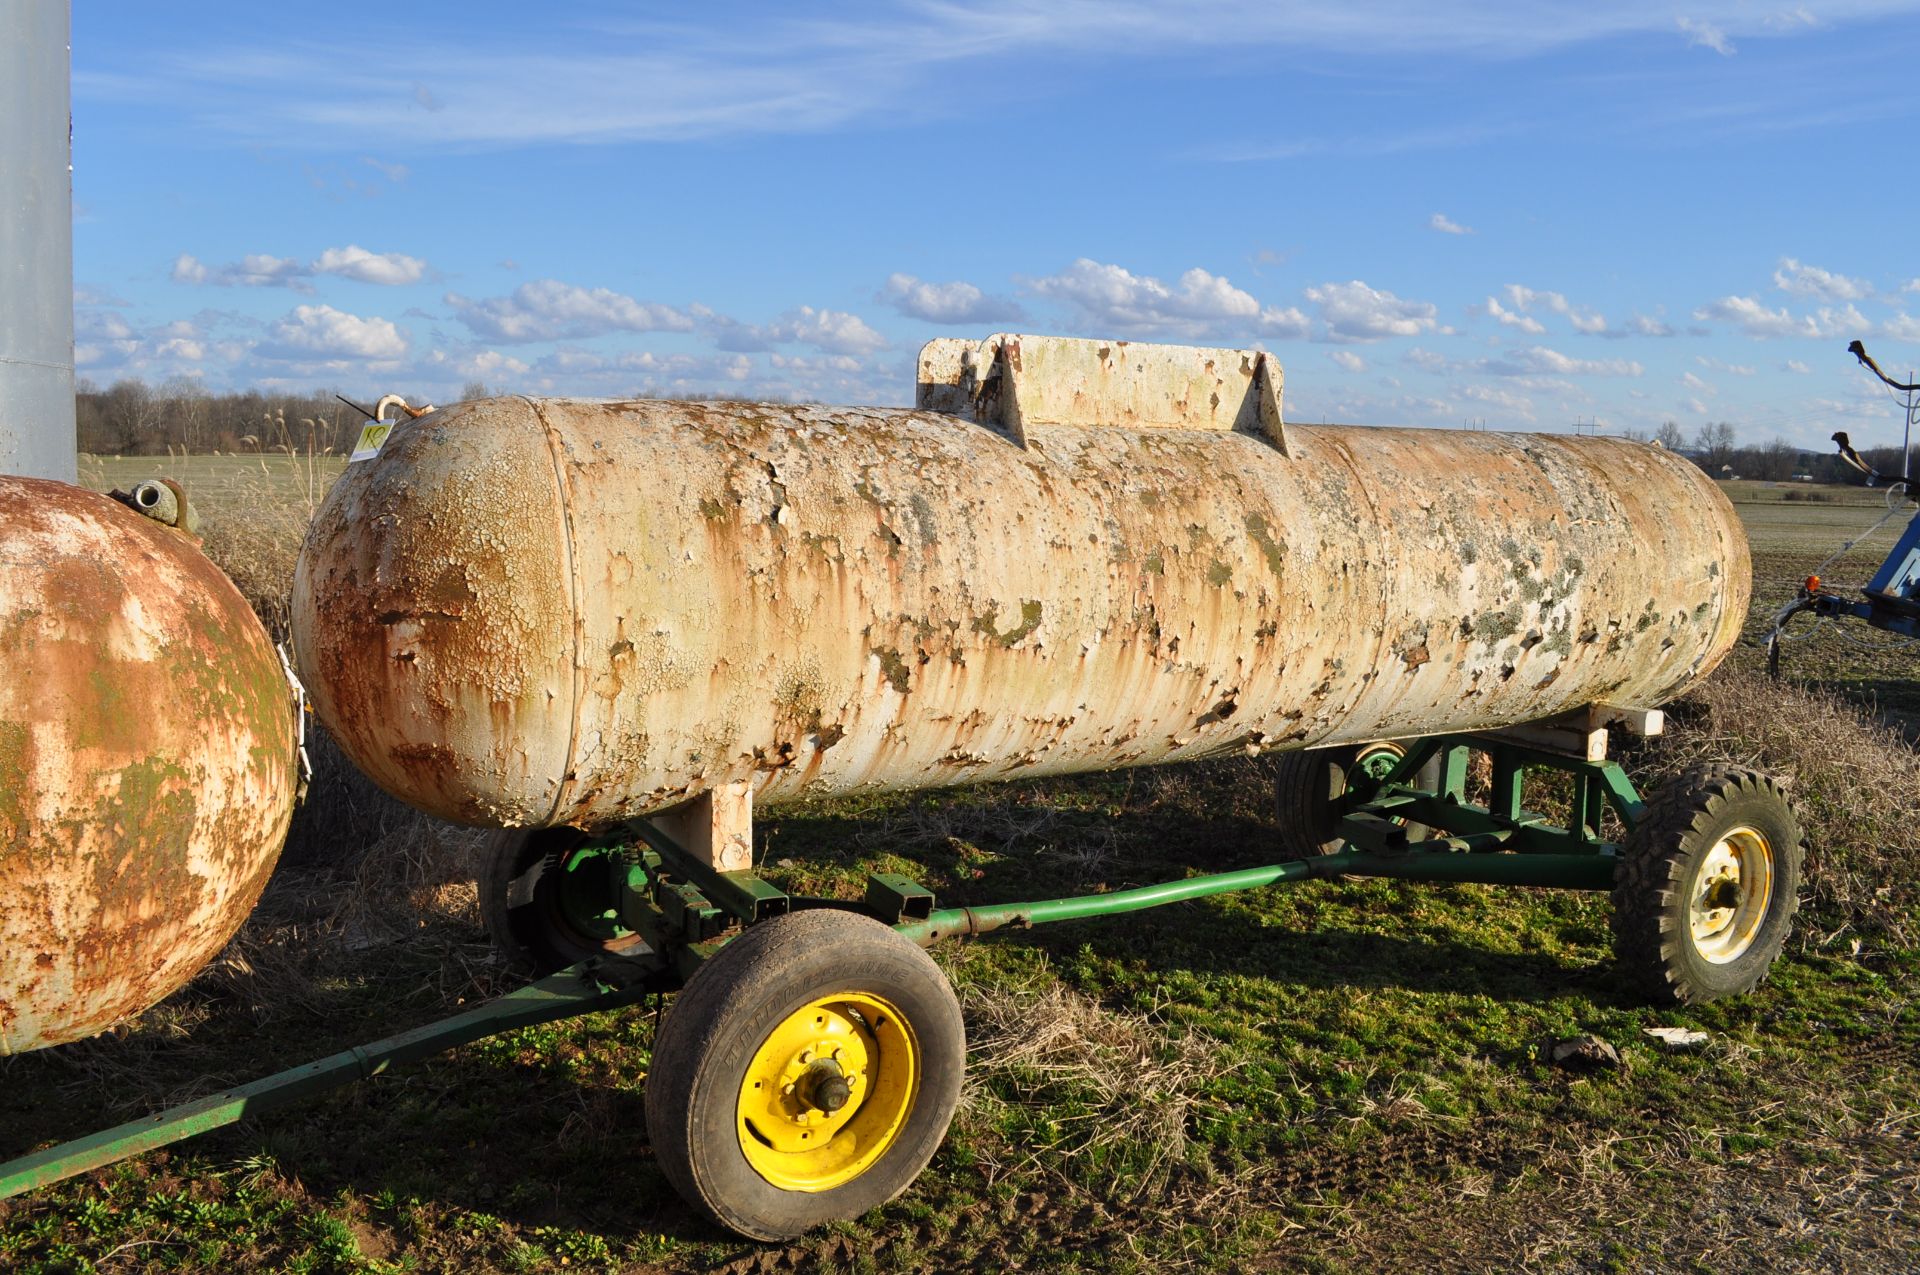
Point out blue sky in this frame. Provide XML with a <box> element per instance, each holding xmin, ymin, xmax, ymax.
<box><xmin>67</xmin><ymin>1</ymin><xmax>1920</xmax><ymax>448</ymax></box>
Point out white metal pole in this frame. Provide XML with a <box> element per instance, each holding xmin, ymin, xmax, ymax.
<box><xmin>0</xmin><ymin>0</ymin><xmax>77</xmax><ymax>482</ymax></box>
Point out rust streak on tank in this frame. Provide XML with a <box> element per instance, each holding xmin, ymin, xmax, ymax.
<box><xmin>0</xmin><ymin>479</ymin><xmax>298</xmax><ymax>1053</ymax></box>
<box><xmin>294</xmin><ymin>387</ymin><xmax>1747</xmax><ymax>832</ymax></box>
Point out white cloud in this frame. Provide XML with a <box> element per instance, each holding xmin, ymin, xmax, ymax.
<box><xmin>1695</xmin><ymin>355</ymin><xmax>1756</xmax><ymax>375</ymax></box>
<box><xmin>314</xmin><ymin>244</ymin><xmax>428</xmax><ymax>286</ymax></box>
<box><xmin>762</xmin><ymin>306</ymin><xmax>889</xmax><ymax>355</ymax></box>
<box><xmin>1500</xmin><ymin>284</ymin><xmax>1606</xmax><ymax>334</ymax></box>
<box><xmin>423</xmin><ymin>347</ymin><xmax>531</xmax><ymax>383</ymax></box>
<box><xmin>879</xmin><ymin>273</ymin><xmax>1023</xmax><ymax>324</ymax></box>
<box><xmin>1460</xmin><ymin>383</ymin><xmax>1536</xmax><ymax>418</ymax></box>
<box><xmin>1627</xmin><ymin>314</ymin><xmax>1676</xmax><ymax>337</ymax></box>
<box><xmin>260</xmin><ymin>304</ymin><xmax>409</xmax><ymax>361</ymax></box>
<box><xmin>446</xmin><ymin>279</ymin><xmax>696</xmax><ymax>342</ymax></box>
<box><xmin>1305</xmin><ymin>280</ymin><xmax>1439</xmax><ymax>343</ymax></box>
<box><xmin>1881</xmin><ymin>312</ymin><xmax>1920</xmax><ymax>342</ymax></box>
<box><xmin>74</xmin><ymin>284</ymin><xmax>131</xmax><ymax>307</ymax></box>
<box><xmin>1484</xmin><ymin>295</ymin><xmax>1545</xmax><ymax>334</ymax></box>
<box><xmin>1329</xmin><ymin>350</ymin><xmax>1367</xmax><ymax>372</ymax></box>
<box><xmin>1693</xmin><ymin>295</ymin><xmax>1872</xmax><ymax>339</ymax></box>
<box><xmin>1678</xmin><ymin>16</ymin><xmax>1736</xmax><ymax>55</ymax></box>
<box><xmin>106</xmin><ymin>4</ymin><xmax>1874</xmax><ymax>152</ymax></box>
<box><xmin>1681</xmin><ymin>370</ymin><xmax>1715</xmax><ymax>395</ymax></box>
<box><xmin>1429</xmin><ymin>212</ymin><xmax>1473</xmax><ymax>235</ymax></box>
<box><xmin>1024</xmin><ymin>258</ymin><xmax>1307</xmax><ymax>339</ymax></box>
<box><xmin>1478</xmin><ymin>346</ymin><xmax>1643</xmax><ymax>377</ymax></box>
<box><xmin>1773</xmin><ymin>257</ymin><xmax>1871</xmax><ymax>301</ymax></box>
<box><xmin>172</xmin><ymin>251</ymin><xmax>309</xmax><ymax>289</ymax></box>
<box><xmin>1402</xmin><ymin>347</ymin><xmax>1450</xmax><ymax>373</ymax></box>
<box><xmin>173</xmin><ymin>245</ymin><xmax>429</xmax><ymax>289</ymax></box>
<box><xmin>362</xmin><ymin>156</ymin><xmax>409</xmax><ymax>183</ymax></box>
<box><xmin>1783</xmin><ymin>359</ymin><xmax>1812</xmax><ymax>373</ymax></box>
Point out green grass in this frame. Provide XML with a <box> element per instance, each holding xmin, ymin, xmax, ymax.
<box><xmin>2</xmin><ymin>468</ymin><xmax>1915</xmax><ymax>1272</ymax></box>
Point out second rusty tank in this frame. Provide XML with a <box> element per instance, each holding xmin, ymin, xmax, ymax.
<box><xmin>0</xmin><ymin>478</ymin><xmax>299</xmax><ymax>1053</ymax></box>
<box><xmin>292</xmin><ymin>335</ymin><xmax>1749</xmax><ymax>829</ymax></box>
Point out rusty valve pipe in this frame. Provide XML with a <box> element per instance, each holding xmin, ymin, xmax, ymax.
<box><xmin>128</xmin><ymin>479</ymin><xmax>199</xmax><ymax>534</ymax></box>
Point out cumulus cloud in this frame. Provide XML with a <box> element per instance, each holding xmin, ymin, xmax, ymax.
<box><xmin>1499</xmin><ymin>284</ymin><xmax>1606</xmax><ymax>335</ymax></box>
<box><xmin>1678</xmin><ymin>16</ymin><xmax>1736</xmax><ymax>55</ymax></box>
<box><xmin>1429</xmin><ymin>212</ymin><xmax>1473</xmax><ymax>235</ymax></box>
<box><xmin>1477</xmin><ymin>346</ymin><xmax>1643</xmax><ymax>377</ymax></box>
<box><xmin>422</xmin><ymin>347</ymin><xmax>531</xmax><ymax>383</ymax></box>
<box><xmin>1401</xmin><ymin>346</ymin><xmax>1450</xmax><ymax>373</ymax></box>
<box><xmin>1696</xmin><ymin>355</ymin><xmax>1756</xmax><ymax>375</ymax></box>
<box><xmin>1484</xmin><ymin>295</ymin><xmax>1545</xmax><ymax>334</ymax></box>
<box><xmin>172</xmin><ymin>252</ymin><xmax>309</xmax><ymax>290</ymax></box>
<box><xmin>446</xmin><ymin>280</ymin><xmax>696</xmax><ymax>342</ymax></box>
<box><xmin>1681</xmin><ymin>370</ymin><xmax>1715</xmax><ymax>395</ymax></box>
<box><xmin>1305</xmin><ymin>280</ymin><xmax>1440</xmax><ymax>343</ymax></box>
<box><xmin>1460</xmin><ymin>383</ymin><xmax>1536</xmax><ymax>418</ymax></box>
<box><xmin>700</xmin><ymin>304</ymin><xmax>889</xmax><ymax>356</ymax></box>
<box><xmin>1329</xmin><ymin>350</ymin><xmax>1367</xmax><ymax>373</ymax></box>
<box><xmin>74</xmin><ymin>284</ymin><xmax>131</xmax><ymax>308</ymax></box>
<box><xmin>73</xmin><ymin>309</ymin><xmax>142</xmax><ymax>369</ymax></box>
<box><xmin>1881</xmin><ymin>312</ymin><xmax>1920</xmax><ymax>342</ymax></box>
<box><xmin>1773</xmin><ymin>257</ymin><xmax>1871</xmax><ymax>301</ymax></box>
<box><xmin>1782</xmin><ymin>359</ymin><xmax>1812</xmax><ymax>373</ymax></box>
<box><xmin>879</xmin><ymin>273</ymin><xmax>1024</xmax><ymax>324</ymax></box>
<box><xmin>1693</xmin><ymin>295</ymin><xmax>1871</xmax><ymax>339</ymax></box>
<box><xmin>173</xmin><ymin>245</ymin><xmax>429</xmax><ymax>289</ymax></box>
<box><xmin>762</xmin><ymin>306</ymin><xmax>889</xmax><ymax>355</ymax></box>
<box><xmin>1024</xmin><ymin>258</ymin><xmax>1308</xmax><ymax>339</ymax></box>
<box><xmin>314</xmin><ymin>244</ymin><xmax>428</xmax><ymax>286</ymax></box>
<box><xmin>1627</xmin><ymin>314</ymin><xmax>1676</xmax><ymax>337</ymax></box>
<box><xmin>259</xmin><ymin>304</ymin><xmax>409</xmax><ymax>361</ymax></box>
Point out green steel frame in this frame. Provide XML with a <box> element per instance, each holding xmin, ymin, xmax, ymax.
<box><xmin>0</xmin><ymin>729</ymin><xmax>1644</xmax><ymax>1201</ymax></box>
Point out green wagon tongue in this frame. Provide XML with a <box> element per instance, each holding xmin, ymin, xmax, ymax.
<box><xmin>0</xmin><ymin>963</ymin><xmax>651</xmax><ymax>1201</ymax></box>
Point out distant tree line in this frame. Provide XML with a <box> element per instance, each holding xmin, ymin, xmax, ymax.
<box><xmin>73</xmin><ymin>377</ymin><xmax>487</xmax><ymax>456</ymax></box>
<box><xmin>1620</xmin><ymin>418</ymin><xmax>1912</xmax><ymax>485</ymax></box>
<box><xmin>74</xmin><ymin>377</ymin><xmax>1917</xmax><ymax>485</ymax></box>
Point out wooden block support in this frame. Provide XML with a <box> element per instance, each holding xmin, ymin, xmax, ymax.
<box><xmin>654</xmin><ymin>781</ymin><xmax>754</xmax><ymax>873</ymax></box>
<box><xmin>1478</xmin><ymin>702</ymin><xmax>1664</xmax><ymax>762</ymax></box>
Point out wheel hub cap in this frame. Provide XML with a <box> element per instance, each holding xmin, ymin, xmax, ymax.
<box><xmin>736</xmin><ymin>992</ymin><xmax>920</xmax><ymax>1192</ymax></box>
<box><xmin>1689</xmin><ymin>826</ymin><xmax>1775</xmax><ymax>964</ymax></box>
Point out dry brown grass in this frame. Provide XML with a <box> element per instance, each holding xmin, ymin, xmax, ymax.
<box><xmin>1648</xmin><ymin>668</ymin><xmax>1920</xmax><ymax>948</ymax></box>
<box><xmin>949</xmin><ymin>956</ymin><xmax>1226</xmax><ymax>1195</ymax></box>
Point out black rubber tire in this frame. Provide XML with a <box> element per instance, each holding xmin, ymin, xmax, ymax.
<box><xmin>480</xmin><ymin>827</ymin><xmax>646</xmax><ymax>973</ymax></box>
<box><xmin>645</xmin><ymin>909</ymin><xmax>965</xmax><ymax>1241</ymax></box>
<box><xmin>1272</xmin><ymin>742</ymin><xmax>1440</xmax><ymax>857</ymax></box>
<box><xmin>1611</xmin><ymin>764</ymin><xmax>1806</xmax><ymax>1005</ymax></box>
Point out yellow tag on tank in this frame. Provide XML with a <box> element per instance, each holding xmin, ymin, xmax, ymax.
<box><xmin>349</xmin><ymin>422</ymin><xmax>392</xmax><ymax>463</ymax></box>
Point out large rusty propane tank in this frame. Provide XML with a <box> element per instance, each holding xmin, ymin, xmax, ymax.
<box><xmin>0</xmin><ymin>478</ymin><xmax>298</xmax><ymax>1053</ymax></box>
<box><xmin>293</xmin><ymin>336</ymin><xmax>1748</xmax><ymax>829</ymax></box>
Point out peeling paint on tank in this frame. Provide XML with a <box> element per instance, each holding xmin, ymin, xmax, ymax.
<box><xmin>0</xmin><ymin>478</ymin><xmax>297</xmax><ymax>1054</ymax></box>
<box><xmin>295</xmin><ymin>397</ymin><xmax>1748</xmax><ymax>828</ymax></box>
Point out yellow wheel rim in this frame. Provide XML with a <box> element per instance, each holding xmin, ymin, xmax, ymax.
<box><xmin>1689</xmin><ymin>825</ymin><xmax>1775</xmax><ymax>964</ymax></box>
<box><xmin>736</xmin><ymin>992</ymin><xmax>920</xmax><ymax>1193</ymax></box>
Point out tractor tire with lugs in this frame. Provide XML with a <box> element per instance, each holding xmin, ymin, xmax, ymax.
<box><xmin>1611</xmin><ymin>764</ymin><xmax>1805</xmax><ymax>1005</ymax></box>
